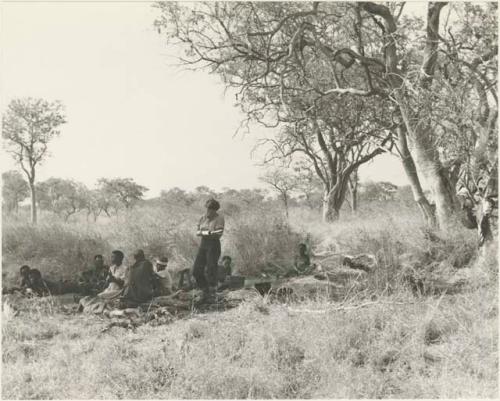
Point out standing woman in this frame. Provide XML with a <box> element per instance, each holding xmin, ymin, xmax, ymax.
<box><xmin>193</xmin><ymin>198</ymin><xmax>225</xmax><ymax>303</ymax></box>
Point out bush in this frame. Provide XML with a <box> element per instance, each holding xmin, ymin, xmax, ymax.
<box><xmin>2</xmin><ymin>222</ymin><xmax>110</xmax><ymax>282</ymax></box>
<box><xmin>224</xmin><ymin>211</ymin><xmax>302</xmax><ymax>276</ymax></box>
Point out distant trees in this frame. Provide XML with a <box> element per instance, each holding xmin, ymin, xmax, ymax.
<box><xmin>36</xmin><ymin>178</ymin><xmax>88</xmax><ymax>221</ymax></box>
<box><xmin>2</xmin><ymin>98</ymin><xmax>66</xmax><ymax>224</ymax></box>
<box><xmin>160</xmin><ymin>187</ymin><xmax>196</xmax><ymax>207</ymax></box>
<box><xmin>360</xmin><ymin>181</ymin><xmax>398</xmax><ymax>202</ymax></box>
<box><xmin>1</xmin><ymin>176</ymin><xmax>149</xmax><ymax>222</ymax></box>
<box><xmin>2</xmin><ymin>170</ymin><xmax>29</xmax><ymax>212</ymax></box>
<box><xmin>97</xmin><ymin>178</ymin><xmax>148</xmax><ymax>210</ymax></box>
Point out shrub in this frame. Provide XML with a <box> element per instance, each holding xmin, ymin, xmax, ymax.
<box><xmin>2</xmin><ymin>222</ymin><xmax>110</xmax><ymax>281</ymax></box>
<box><xmin>224</xmin><ymin>211</ymin><xmax>302</xmax><ymax>276</ymax></box>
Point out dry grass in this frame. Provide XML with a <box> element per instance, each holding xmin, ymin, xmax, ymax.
<box><xmin>1</xmin><ymin>202</ymin><xmax>498</xmax><ymax>398</ymax></box>
<box><xmin>2</xmin><ymin>282</ymin><xmax>497</xmax><ymax>399</ymax></box>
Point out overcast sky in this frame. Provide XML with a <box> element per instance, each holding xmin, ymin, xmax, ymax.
<box><xmin>0</xmin><ymin>1</ymin><xmax>417</xmax><ymax>197</ymax></box>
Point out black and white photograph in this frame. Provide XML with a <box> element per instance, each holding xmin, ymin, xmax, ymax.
<box><xmin>1</xmin><ymin>1</ymin><xmax>498</xmax><ymax>399</ymax></box>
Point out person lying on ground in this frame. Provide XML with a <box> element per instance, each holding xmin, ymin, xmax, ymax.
<box><xmin>2</xmin><ymin>265</ymin><xmax>32</xmax><ymax>295</ymax></box>
<box><xmin>98</xmin><ymin>250</ymin><xmax>128</xmax><ymax>300</ymax></box>
<box><xmin>120</xmin><ymin>249</ymin><xmax>155</xmax><ymax>307</ymax></box>
<box><xmin>193</xmin><ymin>198</ymin><xmax>225</xmax><ymax>304</ymax></box>
<box><xmin>78</xmin><ymin>254</ymin><xmax>109</xmax><ymax>295</ymax></box>
<box><xmin>152</xmin><ymin>256</ymin><xmax>173</xmax><ymax>296</ymax></box>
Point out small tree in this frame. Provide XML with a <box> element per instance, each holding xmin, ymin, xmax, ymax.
<box><xmin>97</xmin><ymin>178</ymin><xmax>148</xmax><ymax>210</ymax></box>
<box><xmin>2</xmin><ymin>98</ymin><xmax>66</xmax><ymax>224</ymax></box>
<box><xmin>2</xmin><ymin>170</ymin><xmax>29</xmax><ymax>213</ymax></box>
<box><xmin>260</xmin><ymin>168</ymin><xmax>297</xmax><ymax>220</ymax></box>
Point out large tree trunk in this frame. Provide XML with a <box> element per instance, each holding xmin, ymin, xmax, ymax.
<box><xmin>322</xmin><ymin>195</ymin><xmax>341</xmax><ymax>222</ymax></box>
<box><xmin>396</xmin><ymin>124</ymin><xmax>436</xmax><ymax>226</ymax></box>
<box><xmin>397</xmin><ymin>98</ymin><xmax>455</xmax><ymax>229</ymax></box>
<box><xmin>361</xmin><ymin>2</ymin><xmax>455</xmax><ymax>230</ymax></box>
<box><xmin>322</xmin><ymin>178</ymin><xmax>349</xmax><ymax>222</ymax></box>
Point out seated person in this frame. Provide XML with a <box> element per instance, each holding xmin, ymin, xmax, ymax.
<box><xmin>120</xmin><ymin>249</ymin><xmax>155</xmax><ymax>307</ymax></box>
<box><xmin>79</xmin><ymin>254</ymin><xmax>109</xmax><ymax>295</ymax></box>
<box><xmin>152</xmin><ymin>256</ymin><xmax>173</xmax><ymax>296</ymax></box>
<box><xmin>295</xmin><ymin>243</ymin><xmax>312</xmax><ymax>274</ymax></box>
<box><xmin>178</xmin><ymin>267</ymin><xmax>195</xmax><ymax>291</ymax></box>
<box><xmin>98</xmin><ymin>250</ymin><xmax>128</xmax><ymax>300</ymax></box>
<box><xmin>19</xmin><ymin>265</ymin><xmax>31</xmax><ymax>290</ymax></box>
<box><xmin>26</xmin><ymin>268</ymin><xmax>51</xmax><ymax>296</ymax></box>
<box><xmin>285</xmin><ymin>243</ymin><xmax>314</xmax><ymax>277</ymax></box>
<box><xmin>216</xmin><ymin>255</ymin><xmax>233</xmax><ymax>291</ymax></box>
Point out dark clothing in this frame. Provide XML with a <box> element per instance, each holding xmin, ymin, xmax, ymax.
<box><xmin>193</xmin><ymin>237</ymin><xmax>221</xmax><ymax>290</ymax></box>
<box><xmin>178</xmin><ymin>268</ymin><xmax>195</xmax><ymax>291</ymax></box>
<box><xmin>79</xmin><ymin>265</ymin><xmax>109</xmax><ymax>295</ymax></box>
<box><xmin>121</xmin><ymin>259</ymin><xmax>155</xmax><ymax>305</ymax></box>
<box><xmin>294</xmin><ymin>253</ymin><xmax>311</xmax><ymax>274</ymax></box>
<box><xmin>217</xmin><ymin>264</ymin><xmax>231</xmax><ymax>283</ymax></box>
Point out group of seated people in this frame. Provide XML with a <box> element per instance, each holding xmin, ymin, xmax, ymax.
<box><xmin>7</xmin><ymin>249</ymin><xmax>235</xmax><ymax>307</ymax></box>
<box><xmin>5</xmin><ymin>242</ymin><xmax>314</xmax><ymax>308</ymax></box>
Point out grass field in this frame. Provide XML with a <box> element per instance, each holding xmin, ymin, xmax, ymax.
<box><xmin>2</xmin><ymin>201</ymin><xmax>498</xmax><ymax>399</ymax></box>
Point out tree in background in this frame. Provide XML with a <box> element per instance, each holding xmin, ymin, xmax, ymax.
<box><xmin>291</xmin><ymin>163</ymin><xmax>323</xmax><ymax>210</ymax></box>
<box><xmin>156</xmin><ymin>2</ymin><xmax>394</xmax><ymax>222</ymax></box>
<box><xmin>2</xmin><ymin>98</ymin><xmax>66</xmax><ymax>224</ymax></box>
<box><xmin>160</xmin><ymin>187</ymin><xmax>196</xmax><ymax>207</ymax></box>
<box><xmin>260</xmin><ymin>168</ymin><xmax>297</xmax><ymax>220</ymax></box>
<box><xmin>97</xmin><ymin>178</ymin><xmax>148</xmax><ymax>210</ymax></box>
<box><xmin>347</xmin><ymin>169</ymin><xmax>359</xmax><ymax>213</ymax></box>
<box><xmin>156</xmin><ymin>2</ymin><xmax>497</xmax><ymax>230</ymax></box>
<box><xmin>2</xmin><ymin>170</ymin><xmax>29</xmax><ymax>213</ymax></box>
<box><xmin>360</xmin><ymin>181</ymin><xmax>398</xmax><ymax>203</ymax></box>
<box><xmin>36</xmin><ymin>178</ymin><xmax>88</xmax><ymax>221</ymax></box>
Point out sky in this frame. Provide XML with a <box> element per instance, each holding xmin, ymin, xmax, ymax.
<box><xmin>0</xmin><ymin>1</ymin><xmax>414</xmax><ymax>198</ymax></box>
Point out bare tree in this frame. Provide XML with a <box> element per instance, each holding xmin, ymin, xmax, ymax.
<box><xmin>259</xmin><ymin>168</ymin><xmax>297</xmax><ymax>220</ymax></box>
<box><xmin>2</xmin><ymin>98</ymin><xmax>66</xmax><ymax>224</ymax></box>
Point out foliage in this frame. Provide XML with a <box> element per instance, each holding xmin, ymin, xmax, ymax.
<box><xmin>36</xmin><ymin>178</ymin><xmax>88</xmax><ymax>221</ymax></box>
<box><xmin>97</xmin><ymin>177</ymin><xmax>148</xmax><ymax>210</ymax></box>
<box><xmin>2</xmin><ymin>170</ymin><xmax>29</xmax><ymax>212</ymax></box>
<box><xmin>2</xmin><ymin>97</ymin><xmax>66</xmax><ymax>223</ymax></box>
<box><xmin>360</xmin><ymin>181</ymin><xmax>399</xmax><ymax>202</ymax></box>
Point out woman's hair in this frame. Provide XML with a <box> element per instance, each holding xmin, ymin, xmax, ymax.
<box><xmin>205</xmin><ymin>198</ymin><xmax>220</xmax><ymax>211</ymax></box>
<box><xmin>221</xmin><ymin>255</ymin><xmax>232</xmax><ymax>262</ymax></box>
<box><xmin>112</xmin><ymin>250</ymin><xmax>124</xmax><ymax>261</ymax></box>
<box><xmin>20</xmin><ymin>265</ymin><xmax>31</xmax><ymax>273</ymax></box>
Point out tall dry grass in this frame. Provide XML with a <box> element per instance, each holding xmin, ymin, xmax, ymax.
<box><xmin>2</xmin><ymin>199</ymin><xmax>497</xmax><ymax>398</ymax></box>
<box><xmin>2</xmin><ymin>279</ymin><xmax>497</xmax><ymax>398</ymax></box>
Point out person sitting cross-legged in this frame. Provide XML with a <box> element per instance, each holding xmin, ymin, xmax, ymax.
<box><xmin>78</xmin><ymin>254</ymin><xmax>109</xmax><ymax>295</ymax></box>
<box><xmin>120</xmin><ymin>249</ymin><xmax>155</xmax><ymax>307</ymax></box>
<box><xmin>152</xmin><ymin>256</ymin><xmax>173</xmax><ymax>296</ymax></box>
<box><xmin>97</xmin><ymin>250</ymin><xmax>128</xmax><ymax>300</ymax></box>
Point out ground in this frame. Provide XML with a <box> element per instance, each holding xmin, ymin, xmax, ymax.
<box><xmin>2</xmin><ymin>203</ymin><xmax>498</xmax><ymax>399</ymax></box>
